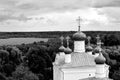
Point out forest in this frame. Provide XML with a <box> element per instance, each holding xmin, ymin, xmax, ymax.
<box><xmin>0</xmin><ymin>31</ymin><xmax>119</xmax><ymax>80</ymax></box>
<box><xmin>0</xmin><ymin>31</ymin><xmax>120</xmax><ymax>39</ymax></box>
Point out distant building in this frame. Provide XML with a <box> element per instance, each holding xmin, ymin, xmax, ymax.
<box><xmin>53</xmin><ymin>17</ymin><xmax>111</xmax><ymax>80</ymax></box>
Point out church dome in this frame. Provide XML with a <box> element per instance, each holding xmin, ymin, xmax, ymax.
<box><xmin>59</xmin><ymin>46</ymin><xmax>65</xmax><ymax>52</ymax></box>
<box><xmin>95</xmin><ymin>52</ymin><xmax>106</xmax><ymax>64</ymax></box>
<box><xmin>86</xmin><ymin>45</ymin><xmax>93</xmax><ymax>52</ymax></box>
<box><xmin>64</xmin><ymin>47</ymin><xmax>72</xmax><ymax>54</ymax></box>
<box><xmin>93</xmin><ymin>46</ymin><xmax>102</xmax><ymax>53</ymax></box>
<box><xmin>73</xmin><ymin>31</ymin><xmax>86</xmax><ymax>41</ymax></box>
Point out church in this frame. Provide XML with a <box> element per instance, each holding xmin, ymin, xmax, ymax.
<box><xmin>53</xmin><ymin>17</ymin><xmax>112</xmax><ymax>80</ymax></box>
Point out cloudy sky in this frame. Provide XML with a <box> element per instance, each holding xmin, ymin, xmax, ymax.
<box><xmin>0</xmin><ymin>0</ymin><xmax>120</xmax><ymax>32</ymax></box>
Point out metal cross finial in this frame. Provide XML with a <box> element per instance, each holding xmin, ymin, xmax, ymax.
<box><xmin>96</xmin><ymin>35</ymin><xmax>100</xmax><ymax>43</ymax></box>
<box><xmin>60</xmin><ymin>36</ymin><xmax>64</xmax><ymax>45</ymax></box>
<box><xmin>66</xmin><ymin>36</ymin><xmax>70</xmax><ymax>40</ymax></box>
<box><xmin>66</xmin><ymin>36</ymin><xmax>70</xmax><ymax>47</ymax></box>
<box><xmin>87</xmin><ymin>36</ymin><xmax>91</xmax><ymax>46</ymax></box>
<box><xmin>96</xmin><ymin>35</ymin><xmax>103</xmax><ymax>47</ymax></box>
<box><xmin>76</xmin><ymin>16</ymin><xmax>81</xmax><ymax>32</ymax></box>
<box><xmin>97</xmin><ymin>40</ymin><xmax>104</xmax><ymax>47</ymax></box>
<box><xmin>77</xmin><ymin>16</ymin><xmax>81</xmax><ymax>27</ymax></box>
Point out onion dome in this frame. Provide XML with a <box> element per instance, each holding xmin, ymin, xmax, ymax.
<box><xmin>73</xmin><ymin>31</ymin><xmax>86</xmax><ymax>41</ymax></box>
<box><xmin>64</xmin><ymin>47</ymin><xmax>72</xmax><ymax>54</ymax></box>
<box><xmin>93</xmin><ymin>46</ymin><xmax>102</xmax><ymax>53</ymax></box>
<box><xmin>59</xmin><ymin>46</ymin><xmax>65</xmax><ymax>52</ymax></box>
<box><xmin>86</xmin><ymin>45</ymin><xmax>93</xmax><ymax>52</ymax></box>
<box><xmin>95</xmin><ymin>52</ymin><xmax>106</xmax><ymax>64</ymax></box>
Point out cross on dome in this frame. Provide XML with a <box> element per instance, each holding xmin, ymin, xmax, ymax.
<box><xmin>96</xmin><ymin>35</ymin><xmax>103</xmax><ymax>47</ymax></box>
<box><xmin>73</xmin><ymin>16</ymin><xmax>86</xmax><ymax>41</ymax></box>
<box><xmin>76</xmin><ymin>16</ymin><xmax>82</xmax><ymax>32</ymax></box>
<box><xmin>76</xmin><ymin>16</ymin><xmax>81</xmax><ymax>27</ymax></box>
<box><xmin>66</xmin><ymin>36</ymin><xmax>70</xmax><ymax>47</ymax></box>
<box><xmin>96</xmin><ymin>35</ymin><xmax>100</xmax><ymax>43</ymax></box>
<box><xmin>98</xmin><ymin>40</ymin><xmax>104</xmax><ymax>47</ymax></box>
<box><xmin>66</xmin><ymin>36</ymin><xmax>70</xmax><ymax>40</ymax></box>
<box><xmin>87</xmin><ymin>36</ymin><xmax>91</xmax><ymax>46</ymax></box>
<box><xmin>60</xmin><ymin>36</ymin><xmax>64</xmax><ymax>45</ymax></box>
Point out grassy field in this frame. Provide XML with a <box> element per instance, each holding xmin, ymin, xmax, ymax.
<box><xmin>0</xmin><ymin>38</ymin><xmax>48</xmax><ymax>46</ymax></box>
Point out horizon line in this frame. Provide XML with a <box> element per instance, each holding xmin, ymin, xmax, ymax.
<box><xmin>0</xmin><ymin>30</ymin><xmax>120</xmax><ymax>32</ymax></box>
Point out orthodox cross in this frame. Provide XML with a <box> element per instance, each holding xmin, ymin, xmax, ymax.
<box><xmin>96</xmin><ymin>35</ymin><xmax>103</xmax><ymax>47</ymax></box>
<box><xmin>60</xmin><ymin>36</ymin><xmax>64</xmax><ymax>46</ymax></box>
<box><xmin>87</xmin><ymin>36</ymin><xmax>91</xmax><ymax>46</ymax></box>
<box><xmin>96</xmin><ymin>35</ymin><xmax>100</xmax><ymax>44</ymax></box>
<box><xmin>76</xmin><ymin>16</ymin><xmax>81</xmax><ymax>32</ymax></box>
<box><xmin>66</xmin><ymin>36</ymin><xmax>70</xmax><ymax>48</ymax></box>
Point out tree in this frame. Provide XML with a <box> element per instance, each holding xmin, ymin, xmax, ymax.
<box><xmin>2</xmin><ymin>62</ymin><xmax>16</xmax><ymax>77</ymax></box>
<box><xmin>0</xmin><ymin>50</ymin><xmax>9</xmax><ymax>65</ymax></box>
<box><xmin>9</xmin><ymin>47</ymin><xmax>22</xmax><ymax>65</ymax></box>
<box><xmin>12</xmin><ymin>64</ymin><xmax>39</xmax><ymax>80</ymax></box>
<box><xmin>47</xmin><ymin>38</ymin><xmax>61</xmax><ymax>53</ymax></box>
<box><xmin>104</xmin><ymin>34</ymin><xmax>120</xmax><ymax>46</ymax></box>
<box><xmin>112</xmin><ymin>69</ymin><xmax>120</xmax><ymax>80</ymax></box>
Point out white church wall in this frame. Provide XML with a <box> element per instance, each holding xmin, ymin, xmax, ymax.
<box><xmin>64</xmin><ymin>72</ymin><xmax>94</xmax><ymax>80</ymax></box>
<box><xmin>62</xmin><ymin>67</ymin><xmax>95</xmax><ymax>80</ymax></box>
<box><xmin>53</xmin><ymin>65</ymin><xmax>61</xmax><ymax>80</ymax></box>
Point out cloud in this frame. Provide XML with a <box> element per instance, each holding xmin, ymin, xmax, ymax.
<box><xmin>0</xmin><ymin>0</ymin><xmax>120</xmax><ymax>16</ymax></box>
<box><xmin>0</xmin><ymin>0</ymin><xmax>93</xmax><ymax>15</ymax></box>
<box><xmin>0</xmin><ymin>0</ymin><xmax>120</xmax><ymax>31</ymax></box>
<box><xmin>17</xmin><ymin>3</ymin><xmax>39</xmax><ymax>10</ymax></box>
<box><xmin>0</xmin><ymin>0</ymin><xmax>93</xmax><ymax>22</ymax></box>
<box><xmin>16</xmin><ymin>0</ymin><xmax>92</xmax><ymax>10</ymax></box>
<box><xmin>0</xmin><ymin>14</ymin><xmax>32</xmax><ymax>22</ymax></box>
<box><xmin>35</xmin><ymin>17</ymin><xmax>45</xmax><ymax>20</ymax></box>
<box><xmin>92</xmin><ymin>0</ymin><xmax>120</xmax><ymax>8</ymax></box>
<box><xmin>96</xmin><ymin>7</ymin><xmax>120</xmax><ymax>23</ymax></box>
